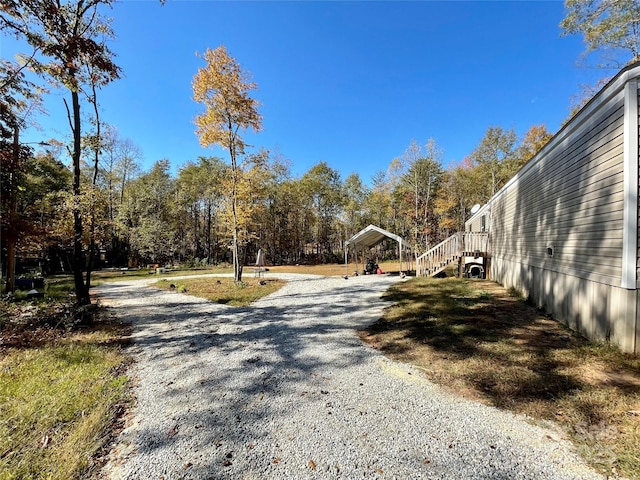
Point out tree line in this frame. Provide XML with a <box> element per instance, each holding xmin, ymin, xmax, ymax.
<box><xmin>1</xmin><ymin>0</ymin><xmax>637</xmax><ymax>303</ymax></box>
<box><xmin>4</xmin><ymin>121</ymin><xmax>552</xmax><ymax>272</ymax></box>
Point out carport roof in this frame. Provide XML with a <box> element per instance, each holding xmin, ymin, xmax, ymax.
<box><xmin>345</xmin><ymin>224</ymin><xmax>409</xmax><ymax>249</ymax></box>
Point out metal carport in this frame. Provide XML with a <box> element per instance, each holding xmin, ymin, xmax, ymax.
<box><xmin>344</xmin><ymin>225</ymin><xmax>412</xmax><ymax>275</ymax></box>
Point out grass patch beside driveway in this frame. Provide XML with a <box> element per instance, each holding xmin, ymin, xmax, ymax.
<box><xmin>0</xmin><ymin>302</ymin><xmax>130</xmax><ymax>479</ymax></box>
<box><xmin>360</xmin><ymin>277</ymin><xmax>640</xmax><ymax>479</ymax></box>
<box><xmin>151</xmin><ymin>277</ymin><xmax>286</xmax><ymax>307</ymax></box>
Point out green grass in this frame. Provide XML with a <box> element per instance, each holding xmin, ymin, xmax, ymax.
<box><xmin>361</xmin><ymin>277</ymin><xmax>640</xmax><ymax>479</ymax></box>
<box><xmin>0</xmin><ymin>317</ymin><xmax>129</xmax><ymax>479</ymax></box>
<box><xmin>152</xmin><ymin>277</ymin><xmax>286</xmax><ymax>306</ymax></box>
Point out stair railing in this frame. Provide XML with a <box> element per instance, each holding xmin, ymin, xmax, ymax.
<box><xmin>416</xmin><ymin>232</ymin><xmax>489</xmax><ymax>277</ymax></box>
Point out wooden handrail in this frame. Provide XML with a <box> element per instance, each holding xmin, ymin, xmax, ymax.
<box><xmin>463</xmin><ymin>231</ymin><xmax>489</xmax><ymax>253</ymax></box>
<box><xmin>416</xmin><ymin>232</ymin><xmax>489</xmax><ymax>277</ymax></box>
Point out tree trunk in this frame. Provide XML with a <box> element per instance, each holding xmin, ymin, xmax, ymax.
<box><xmin>233</xmin><ymin>225</ymin><xmax>241</xmax><ymax>280</ymax></box>
<box><xmin>206</xmin><ymin>199</ymin><xmax>212</xmax><ymax>263</ymax></box>
<box><xmin>194</xmin><ymin>206</ymin><xmax>200</xmax><ymax>259</ymax></box>
<box><xmin>120</xmin><ymin>160</ymin><xmax>129</xmax><ymax>205</ymax></box>
<box><xmin>230</xmin><ymin>146</ymin><xmax>242</xmax><ymax>282</ymax></box>
<box><xmin>85</xmin><ymin>81</ymin><xmax>101</xmax><ymax>291</ymax></box>
<box><xmin>71</xmin><ymin>89</ymin><xmax>90</xmax><ymax>305</ymax></box>
<box><xmin>5</xmin><ymin>126</ymin><xmax>19</xmax><ymax>294</ymax></box>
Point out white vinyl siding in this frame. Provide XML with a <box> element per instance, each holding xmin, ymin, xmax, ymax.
<box><xmin>467</xmin><ymin>211</ymin><xmax>488</xmax><ymax>233</ymax></box>
<box><xmin>489</xmin><ymin>94</ymin><xmax>625</xmax><ymax>286</ymax></box>
<box><xmin>463</xmin><ymin>64</ymin><xmax>640</xmax><ymax>353</ymax></box>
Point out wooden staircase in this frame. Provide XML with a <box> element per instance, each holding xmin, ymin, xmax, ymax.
<box><xmin>416</xmin><ymin>232</ymin><xmax>489</xmax><ymax>277</ymax></box>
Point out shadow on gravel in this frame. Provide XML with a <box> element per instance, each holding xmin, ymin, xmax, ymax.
<box><xmin>97</xmin><ymin>276</ymin><xmax>398</xmax><ymax>477</ymax></box>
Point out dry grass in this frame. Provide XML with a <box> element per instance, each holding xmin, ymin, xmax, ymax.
<box><xmin>268</xmin><ymin>260</ymin><xmax>408</xmax><ymax>277</ymax></box>
<box><xmin>149</xmin><ymin>261</ymin><xmax>406</xmax><ymax>300</ymax></box>
<box><xmin>0</xmin><ymin>306</ymin><xmax>130</xmax><ymax>479</ymax></box>
<box><xmin>360</xmin><ymin>277</ymin><xmax>640</xmax><ymax>479</ymax></box>
<box><xmin>89</xmin><ymin>265</ymin><xmax>233</xmax><ymax>284</ymax></box>
<box><xmin>152</xmin><ymin>277</ymin><xmax>286</xmax><ymax>307</ymax></box>
<box><xmin>46</xmin><ymin>262</ymin><xmax>404</xmax><ymax>297</ymax></box>
<box><xmin>267</xmin><ymin>264</ymin><xmax>350</xmax><ymax>276</ymax></box>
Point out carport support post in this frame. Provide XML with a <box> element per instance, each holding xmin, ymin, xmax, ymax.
<box><xmin>399</xmin><ymin>239</ymin><xmax>403</xmax><ymax>274</ymax></box>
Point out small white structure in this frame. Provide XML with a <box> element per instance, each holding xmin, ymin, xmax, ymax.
<box><xmin>254</xmin><ymin>248</ymin><xmax>265</xmax><ymax>277</ymax></box>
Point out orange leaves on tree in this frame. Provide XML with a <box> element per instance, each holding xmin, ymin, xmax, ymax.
<box><xmin>192</xmin><ymin>46</ymin><xmax>262</xmax><ymax>155</ymax></box>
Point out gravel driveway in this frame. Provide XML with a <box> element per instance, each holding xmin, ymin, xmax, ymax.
<box><xmin>96</xmin><ymin>273</ymin><xmax>605</xmax><ymax>480</ymax></box>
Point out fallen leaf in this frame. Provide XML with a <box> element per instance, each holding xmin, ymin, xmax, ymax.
<box><xmin>272</xmin><ymin>457</ymin><xmax>281</xmax><ymax>464</ymax></box>
<box><xmin>223</xmin><ymin>459</ymin><xmax>232</xmax><ymax>467</ymax></box>
<box><xmin>309</xmin><ymin>460</ymin><xmax>317</xmax><ymax>470</ymax></box>
<box><xmin>423</xmin><ymin>459</ymin><xmax>431</xmax><ymax>464</ymax></box>
<box><xmin>167</xmin><ymin>424</ymin><xmax>179</xmax><ymax>438</ymax></box>
<box><xmin>375</xmin><ymin>468</ymin><xmax>384</xmax><ymax>474</ymax></box>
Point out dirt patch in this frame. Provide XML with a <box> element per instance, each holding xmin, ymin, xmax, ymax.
<box><xmin>0</xmin><ymin>300</ymin><xmax>130</xmax><ymax>356</ymax></box>
<box><xmin>576</xmin><ymin>364</ymin><xmax>640</xmax><ymax>388</ymax></box>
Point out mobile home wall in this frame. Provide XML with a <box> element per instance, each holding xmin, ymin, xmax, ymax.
<box><xmin>466</xmin><ymin>63</ymin><xmax>640</xmax><ymax>354</ymax></box>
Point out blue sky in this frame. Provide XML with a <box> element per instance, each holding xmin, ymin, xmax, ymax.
<box><xmin>3</xmin><ymin>1</ymin><xmax>615</xmax><ymax>183</ymax></box>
